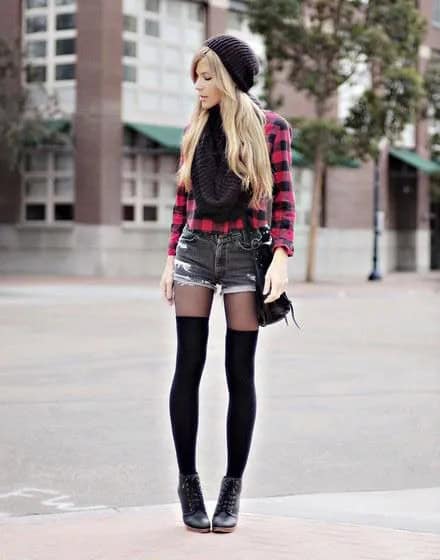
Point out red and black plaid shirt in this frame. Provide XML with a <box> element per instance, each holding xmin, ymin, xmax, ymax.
<box><xmin>167</xmin><ymin>109</ymin><xmax>296</xmax><ymax>256</ymax></box>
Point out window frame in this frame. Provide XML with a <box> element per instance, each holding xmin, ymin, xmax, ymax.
<box><xmin>121</xmin><ymin>147</ymin><xmax>179</xmax><ymax>228</ymax></box>
<box><xmin>23</xmin><ymin>0</ymin><xmax>77</xmax><ymax>87</ymax></box>
<box><xmin>21</xmin><ymin>147</ymin><xmax>75</xmax><ymax>225</ymax></box>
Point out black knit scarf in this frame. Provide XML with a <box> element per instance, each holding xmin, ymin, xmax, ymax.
<box><xmin>190</xmin><ymin>103</ymin><xmax>251</xmax><ymax>222</ymax></box>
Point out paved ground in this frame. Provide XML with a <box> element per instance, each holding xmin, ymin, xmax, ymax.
<box><xmin>1</xmin><ymin>271</ymin><xmax>439</xmax><ymax>559</ymax></box>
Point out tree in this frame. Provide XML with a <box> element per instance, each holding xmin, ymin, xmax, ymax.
<box><xmin>0</xmin><ymin>36</ymin><xmax>68</xmax><ymax>171</ymax></box>
<box><xmin>422</xmin><ymin>51</ymin><xmax>440</xmax><ymax>202</ymax></box>
<box><xmin>344</xmin><ymin>0</ymin><xmax>426</xmax><ymax>280</ymax></box>
<box><xmin>247</xmin><ymin>0</ymin><xmax>426</xmax><ymax>282</ymax></box>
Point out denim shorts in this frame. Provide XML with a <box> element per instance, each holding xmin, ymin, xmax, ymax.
<box><xmin>173</xmin><ymin>223</ymin><xmax>263</xmax><ymax>296</ymax></box>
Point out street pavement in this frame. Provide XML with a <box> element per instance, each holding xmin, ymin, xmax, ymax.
<box><xmin>0</xmin><ymin>271</ymin><xmax>439</xmax><ymax>559</ymax></box>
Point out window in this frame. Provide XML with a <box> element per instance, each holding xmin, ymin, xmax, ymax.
<box><xmin>56</xmin><ymin>38</ymin><xmax>75</xmax><ymax>55</ymax></box>
<box><xmin>122</xmin><ymin>149</ymin><xmax>178</xmax><ymax>226</ymax></box>
<box><xmin>22</xmin><ymin>150</ymin><xmax>74</xmax><ymax>224</ymax></box>
<box><xmin>27</xmin><ymin>0</ymin><xmax>48</xmax><ymax>8</ymax></box>
<box><xmin>143</xmin><ymin>206</ymin><xmax>157</xmax><ymax>221</ymax></box>
<box><xmin>124</xmin><ymin>14</ymin><xmax>137</xmax><ymax>32</ymax></box>
<box><xmin>123</xmin><ymin>65</ymin><xmax>137</xmax><ymax>82</ymax></box>
<box><xmin>26</xmin><ymin>40</ymin><xmax>47</xmax><ymax>58</ymax></box>
<box><xmin>56</xmin><ymin>13</ymin><xmax>75</xmax><ymax>30</ymax></box>
<box><xmin>24</xmin><ymin>0</ymin><xmax>77</xmax><ymax>89</ymax></box>
<box><xmin>166</xmin><ymin>0</ymin><xmax>181</xmax><ymax>18</ymax></box>
<box><xmin>228</xmin><ymin>10</ymin><xmax>246</xmax><ymax>31</ymax></box>
<box><xmin>26</xmin><ymin>204</ymin><xmax>46</xmax><ymax>220</ymax></box>
<box><xmin>187</xmin><ymin>2</ymin><xmax>204</xmax><ymax>23</ymax></box>
<box><xmin>434</xmin><ymin>0</ymin><xmax>440</xmax><ymax>26</ymax></box>
<box><xmin>25</xmin><ymin>152</ymin><xmax>47</xmax><ymax>172</ymax></box>
<box><xmin>26</xmin><ymin>65</ymin><xmax>47</xmax><ymax>82</ymax></box>
<box><xmin>26</xmin><ymin>15</ymin><xmax>47</xmax><ymax>33</ymax></box>
<box><xmin>145</xmin><ymin>0</ymin><xmax>160</xmax><ymax>12</ymax></box>
<box><xmin>124</xmin><ymin>40</ymin><xmax>137</xmax><ymax>58</ymax></box>
<box><xmin>145</xmin><ymin>19</ymin><xmax>160</xmax><ymax>37</ymax></box>
<box><xmin>55</xmin><ymin>63</ymin><xmax>75</xmax><ymax>80</ymax></box>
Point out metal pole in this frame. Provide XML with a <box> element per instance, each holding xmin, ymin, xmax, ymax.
<box><xmin>368</xmin><ymin>154</ymin><xmax>382</xmax><ymax>281</ymax></box>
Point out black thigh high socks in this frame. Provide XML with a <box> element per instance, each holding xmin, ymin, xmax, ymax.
<box><xmin>169</xmin><ymin>318</ymin><xmax>259</xmax><ymax>479</ymax></box>
<box><xmin>169</xmin><ymin>316</ymin><xmax>209</xmax><ymax>476</ymax></box>
<box><xmin>224</xmin><ymin>327</ymin><xmax>259</xmax><ymax>478</ymax></box>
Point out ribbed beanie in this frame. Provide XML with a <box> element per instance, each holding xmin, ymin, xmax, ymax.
<box><xmin>203</xmin><ymin>34</ymin><xmax>260</xmax><ymax>93</ymax></box>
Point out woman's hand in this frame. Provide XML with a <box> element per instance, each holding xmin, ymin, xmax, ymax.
<box><xmin>160</xmin><ymin>256</ymin><xmax>175</xmax><ymax>305</ymax></box>
<box><xmin>263</xmin><ymin>248</ymin><xmax>289</xmax><ymax>303</ymax></box>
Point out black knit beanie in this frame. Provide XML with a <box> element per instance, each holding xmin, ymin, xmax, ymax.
<box><xmin>203</xmin><ymin>34</ymin><xmax>260</xmax><ymax>93</ymax></box>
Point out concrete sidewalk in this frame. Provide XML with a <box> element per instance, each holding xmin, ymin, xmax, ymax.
<box><xmin>1</xmin><ymin>271</ymin><xmax>439</xmax><ymax>559</ymax></box>
<box><xmin>2</xmin><ymin>499</ymin><xmax>440</xmax><ymax>560</ymax></box>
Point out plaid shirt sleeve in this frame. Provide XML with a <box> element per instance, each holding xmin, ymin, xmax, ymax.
<box><xmin>270</xmin><ymin>116</ymin><xmax>296</xmax><ymax>256</ymax></box>
<box><xmin>167</xmin><ymin>153</ymin><xmax>187</xmax><ymax>256</ymax></box>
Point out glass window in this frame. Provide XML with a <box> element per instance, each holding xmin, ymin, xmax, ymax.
<box><xmin>143</xmin><ymin>206</ymin><xmax>157</xmax><ymax>221</ymax></box>
<box><xmin>122</xmin><ymin>179</ymin><xmax>136</xmax><ymax>198</ymax></box>
<box><xmin>54</xmin><ymin>153</ymin><xmax>73</xmax><ymax>171</ymax></box>
<box><xmin>142</xmin><ymin>179</ymin><xmax>159</xmax><ymax>198</ymax></box>
<box><xmin>26</xmin><ymin>65</ymin><xmax>47</xmax><ymax>82</ymax></box>
<box><xmin>25</xmin><ymin>178</ymin><xmax>47</xmax><ymax>197</ymax></box>
<box><xmin>26</xmin><ymin>15</ymin><xmax>47</xmax><ymax>33</ymax></box>
<box><xmin>123</xmin><ymin>154</ymin><xmax>136</xmax><ymax>173</ymax></box>
<box><xmin>54</xmin><ymin>178</ymin><xmax>73</xmax><ymax>197</ymax></box>
<box><xmin>145</xmin><ymin>0</ymin><xmax>160</xmax><ymax>12</ymax></box>
<box><xmin>25</xmin><ymin>152</ymin><xmax>47</xmax><ymax>172</ymax></box>
<box><xmin>124</xmin><ymin>40</ymin><xmax>137</xmax><ymax>58</ymax></box>
<box><xmin>123</xmin><ymin>205</ymin><xmax>135</xmax><ymax>221</ymax></box>
<box><xmin>56</xmin><ymin>0</ymin><xmax>75</xmax><ymax>5</ymax></box>
<box><xmin>124</xmin><ymin>14</ymin><xmax>137</xmax><ymax>32</ymax></box>
<box><xmin>55</xmin><ymin>63</ymin><xmax>75</xmax><ymax>80</ymax></box>
<box><xmin>187</xmin><ymin>2</ymin><xmax>204</xmax><ymax>22</ymax></box>
<box><xmin>166</xmin><ymin>0</ymin><xmax>180</xmax><ymax>18</ymax></box>
<box><xmin>25</xmin><ymin>204</ymin><xmax>46</xmax><ymax>220</ymax></box>
<box><xmin>54</xmin><ymin>203</ymin><xmax>73</xmax><ymax>220</ymax></box>
<box><xmin>26</xmin><ymin>40</ymin><xmax>47</xmax><ymax>58</ymax></box>
<box><xmin>123</xmin><ymin>65</ymin><xmax>137</xmax><ymax>82</ymax></box>
<box><xmin>145</xmin><ymin>19</ymin><xmax>160</xmax><ymax>37</ymax></box>
<box><xmin>56</xmin><ymin>38</ymin><xmax>76</xmax><ymax>56</ymax></box>
<box><xmin>434</xmin><ymin>0</ymin><xmax>440</xmax><ymax>25</ymax></box>
<box><xmin>56</xmin><ymin>13</ymin><xmax>75</xmax><ymax>30</ymax></box>
<box><xmin>228</xmin><ymin>10</ymin><xmax>245</xmax><ymax>31</ymax></box>
<box><xmin>26</xmin><ymin>0</ymin><xmax>48</xmax><ymax>8</ymax></box>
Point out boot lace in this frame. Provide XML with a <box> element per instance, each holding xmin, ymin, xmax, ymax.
<box><xmin>181</xmin><ymin>475</ymin><xmax>204</xmax><ymax>512</ymax></box>
<box><xmin>216</xmin><ymin>478</ymin><xmax>241</xmax><ymax>514</ymax></box>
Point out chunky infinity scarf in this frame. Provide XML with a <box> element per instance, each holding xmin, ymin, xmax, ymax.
<box><xmin>190</xmin><ymin>103</ymin><xmax>251</xmax><ymax>222</ymax></box>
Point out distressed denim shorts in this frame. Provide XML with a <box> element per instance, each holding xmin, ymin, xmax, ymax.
<box><xmin>173</xmin><ymin>223</ymin><xmax>263</xmax><ymax>296</ymax></box>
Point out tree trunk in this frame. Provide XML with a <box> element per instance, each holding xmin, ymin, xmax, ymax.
<box><xmin>306</xmin><ymin>148</ymin><xmax>324</xmax><ymax>282</ymax></box>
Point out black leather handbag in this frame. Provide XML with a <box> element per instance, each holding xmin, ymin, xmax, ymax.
<box><xmin>243</xmin><ymin>214</ymin><xmax>301</xmax><ymax>328</ymax></box>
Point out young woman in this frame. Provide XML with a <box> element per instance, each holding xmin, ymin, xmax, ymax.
<box><xmin>159</xmin><ymin>34</ymin><xmax>295</xmax><ymax>534</ymax></box>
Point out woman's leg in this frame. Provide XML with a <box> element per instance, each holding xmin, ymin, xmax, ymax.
<box><xmin>169</xmin><ymin>284</ymin><xmax>214</xmax><ymax>475</ymax></box>
<box><xmin>222</xmin><ymin>291</ymin><xmax>259</xmax><ymax>478</ymax></box>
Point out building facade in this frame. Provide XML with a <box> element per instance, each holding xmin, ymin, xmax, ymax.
<box><xmin>0</xmin><ymin>0</ymin><xmax>439</xmax><ymax>279</ymax></box>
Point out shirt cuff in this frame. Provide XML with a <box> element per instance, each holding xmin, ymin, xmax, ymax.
<box><xmin>272</xmin><ymin>242</ymin><xmax>294</xmax><ymax>257</ymax></box>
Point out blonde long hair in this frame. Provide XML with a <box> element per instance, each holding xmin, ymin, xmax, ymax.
<box><xmin>176</xmin><ymin>46</ymin><xmax>273</xmax><ymax>209</ymax></box>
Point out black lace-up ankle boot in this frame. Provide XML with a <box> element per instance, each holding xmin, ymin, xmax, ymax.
<box><xmin>212</xmin><ymin>475</ymin><xmax>242</xmax><ymax>533</ymax></box>
<box><xmin>177</xmin><ymin>472</ymin><xmax>211</xmax><ymax>532</ymax></box>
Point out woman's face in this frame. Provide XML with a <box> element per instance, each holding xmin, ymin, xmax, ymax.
<box><xmin>194</xmin><ymin>57</ymin><xmax>222</xmax><ymax>109</ymax></box>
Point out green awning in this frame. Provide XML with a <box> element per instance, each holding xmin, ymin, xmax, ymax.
<box><xmin>43</xmin><ymin>119</ymin><xmax>70</xmax><ymax>133</ymax></box>
<box><xmin>126</xmin><ymin>122</ymin><xmax>183</xmax><ymax>151</ymax></box>
<box><xmin>292</xmin><ymin>149</ymin><xmax>307</xmax><ymax>167</ymax></box>
<box><xmin>126</xmin><ymin>121</ymin><xmax>360</xmax><ymax>168</ymax></box>
<box><xmin>389</xmin><ymin>147</ymin><xmax>440</xmax><ymax>175</ymax></box>
<box><xmin>23</xmin><ymin>118</ymin><xmax>71</xmax><ymax>145</ymax></box>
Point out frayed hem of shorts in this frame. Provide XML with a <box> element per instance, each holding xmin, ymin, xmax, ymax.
<box><xmin>173</xmin><ymin>277</ymin><xmax>217</xmax><ymax>292</ymax></box>
<box><xmin>221</xmin><ymin>285</ymin><xmax>256</xmax><ymax>295</ymax></box>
